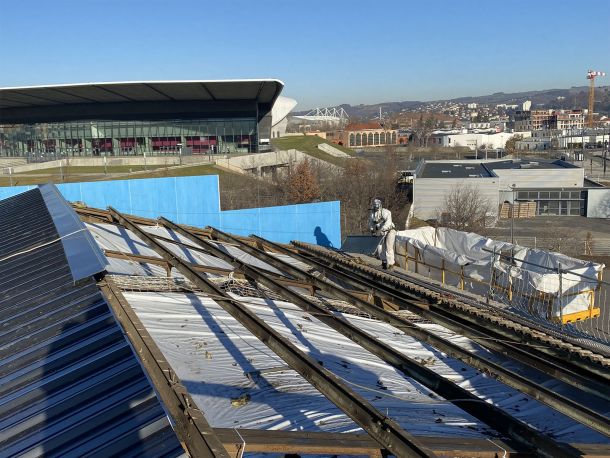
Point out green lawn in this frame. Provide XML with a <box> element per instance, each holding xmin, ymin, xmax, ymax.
<box><xmin>271</xmin><ymin>135</ymin><xmax>354</xmax><ymax>167</ymax></box>
<box><xmin>23</xmin><ymin>165</ymin><xmax>166</xmax><ymax>174</ymax></box>
<box><xmin>0</xmin><ymin>164</ymin><xmax>229</xmax><ymax>187</ymax></box>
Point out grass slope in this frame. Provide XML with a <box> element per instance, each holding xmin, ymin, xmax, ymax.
<box><xmin>271</xmin><ymin>135</ymin><xmax>353</xmax><ymax>167</ymax></box>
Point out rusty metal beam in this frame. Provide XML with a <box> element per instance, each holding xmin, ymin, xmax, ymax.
<box><xmin>102</xmin><ymin>248</ymin><xmax>317</xmax><ymax>294</ymax></box>
<box><xmin>203</xmin><ymin>228</ymin><xmax>610</xmax><ymax>447</ymax></box>
<box><xmin>99</xmin><ymin>278</ymin><xmax>229</xmax><ymax>458</ymax></box>
<box><xmin>289</xmin><ymin>240</ymin><xmax>610</xmax><ymax>401</ymax></box>
<box><xmin>162</xmin><ymin>221</ymin><xmax>583</xmax><ymax>457</ymax></box>
<box><xmin>108</xmin><ymin>208</ymin><xmax>437</xmax><ymax>458</ymax></box>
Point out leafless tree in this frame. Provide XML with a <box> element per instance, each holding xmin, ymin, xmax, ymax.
<box><xmin>286</xmin><ymin>158</ymin><xmax>321</xmax><ymax>203</ymax></box>
<box><xmin>438</xmin><ymin>183</ymin><xmax>492</xmax><ymax>232</ymax></box>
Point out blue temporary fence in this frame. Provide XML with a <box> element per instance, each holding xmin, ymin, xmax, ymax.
<box><xmin>0</xmin><ymin>176</ymin><xmax>341</xmax><ymax>247</ymax></box>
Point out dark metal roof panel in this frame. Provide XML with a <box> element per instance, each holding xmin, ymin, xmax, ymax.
<box><xmin>418</xmin><ymin>162</ymin><xmax>494</xmax><ymax>178</ymax></box>
<box><xmin>0</xmin><ymin>188</ymin><xmax>183</xmax><ymax>457</ymax></box>
<box><xmin>0</xmin><ymin>80</ymin><xmax>284</xmax><ymax>109</ymax></box>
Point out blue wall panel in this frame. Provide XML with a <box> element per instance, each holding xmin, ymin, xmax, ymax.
<box><xmin>0</xmin><ymin>176</ymin><xmax>339</xmax><ymax>246</ymax></box>
<box><xmin>219</xmin><ymin>201</ymin><xmax>341</xmax><ymax>247</ymax></box>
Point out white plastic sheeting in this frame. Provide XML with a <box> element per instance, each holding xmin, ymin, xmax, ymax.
<box><xmin>395</xmin><ymin>227</ymin><xmax>604</xmax><ymax>318</ymax></box>
<box><xmin>86</xmin><ymin>222</ymin><xmax>284</xmax><ymax>277</ymax></box>
<box><xmin>124</xmin><ymin>291</ymin><xmax>609</xmax><ymax>444</ymax></box>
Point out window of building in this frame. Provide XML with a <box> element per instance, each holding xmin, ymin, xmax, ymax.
<box><xmin>362</xmin><ymin>133</ymin><xmax>368</xmax><ymax>146</ymax></box>
<box><xmin>368</xmin><ymin>133</ymin><xmax>373</xmax><ymax>145</ymax></box>
<box><xmin>349</xmin><ymin>133</ymin><xmax>355</xmax><ymax>146</ymax></box>
<box><xmin>356</xmin><ymin>133</ymin><xmax>361</xmax><ymax>146</ymax></box>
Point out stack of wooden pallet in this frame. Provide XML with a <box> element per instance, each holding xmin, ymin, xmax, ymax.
<box><xmin>498</xmin><ymin>201</ymin><xmax>537</xmax><ymax>219</ymax></box>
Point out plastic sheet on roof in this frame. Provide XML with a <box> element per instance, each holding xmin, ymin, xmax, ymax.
<box><xmin>123</xmin><ymin>291</ymin><xmax>609</xmax><ymax>444</ymax></box>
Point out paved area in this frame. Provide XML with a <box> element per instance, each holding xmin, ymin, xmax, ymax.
<box><xmin>488</xmin><ymin>216</ymin><xmax>610</xmax><ymax>240</ymax></box>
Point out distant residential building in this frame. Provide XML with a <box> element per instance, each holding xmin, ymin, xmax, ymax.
<box><xmin>517</xmin><ymin>129</ymin><xmax>610</xmax><ymax>150</ymax></box>
<box><xmin>514</xmin><ymin>109</ymin><xmax>584</xmax><ymax>132</ymax></box>
<box><xmin>340</xmin><ymin>122</ymin><xmax>398</xmax><ymax>148</ymax></box>
<box><xmin>466</xmin><ymin>121</ymin><xmax>491</xmax><ymax>129</ymax></box>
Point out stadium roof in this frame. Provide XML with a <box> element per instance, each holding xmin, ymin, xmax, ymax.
<box><xmin>0</xmin><ymin>79</ymin><xmax>284</xmax><ymax>124</ymax></box>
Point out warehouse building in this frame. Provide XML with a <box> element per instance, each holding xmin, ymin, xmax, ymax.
<box><xmin>0</xmin><ymin>80</ymin><xmax>284</xmax><ymax>157</ymax></box>
<box><xmin>412</xmin><ymin>158</ymin><xmax>610</xmax><ymax>220</ymax></box>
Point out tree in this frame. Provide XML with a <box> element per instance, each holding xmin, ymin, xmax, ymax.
<box><xmin>438</xmin><ymin>183</ymin><xmax>492</xmax><ymax>232</ymax></box>
<box><xmin>504</xmin><ymin>134</ymin><xmax>522</xmax><ymax>156</ymax></box>
<box><xmin>286</xmin><ymin>158</ymin><xmax>321</xmax><ymax>203</ymax></box>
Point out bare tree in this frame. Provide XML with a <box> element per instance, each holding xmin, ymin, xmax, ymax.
<box><xmin>438</xmin><ymin>184</ymin><xmax>492</xmax><ymax>232</ymax></box>
<box><xmin>286</xmin><ymin>158</ymin><xmax>321</xmax><ymax>203</ymax></box>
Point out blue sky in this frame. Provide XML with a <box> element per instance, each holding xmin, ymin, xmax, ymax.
<box><xmin>1</xmin><ymin>0</ymin><xmax>609</xmax><ymax>109</ymax></box>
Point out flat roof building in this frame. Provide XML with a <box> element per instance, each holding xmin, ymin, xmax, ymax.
<box><xmin>412</xmin><ymin>159</ymin><xmax>609</xmax><ymax>220</ymax></box>
<box><xmin>0</xmin><ymin>80</ymin><xmax>284</xmax><ymax>157</ymax></box>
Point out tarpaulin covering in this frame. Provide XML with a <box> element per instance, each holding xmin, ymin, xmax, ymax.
<box><xmin>395</xmin><ymin>227</ymin><xmax>604</xmax><ymax>318</ymax></box>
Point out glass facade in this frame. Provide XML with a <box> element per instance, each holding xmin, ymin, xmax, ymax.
<box><xmin>517</xmin><ymin>189</ymin><xmax>586</xmax><ymax>216</ymax></box>
<box><xmin>0</xmin><ymin>118</ymin><xmax>258</xmax><ymax>158</ymax></box>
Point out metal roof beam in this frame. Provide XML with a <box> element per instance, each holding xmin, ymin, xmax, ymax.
<box><xmin>99</xmin><ymin>278</ymin><xmax>230</xmax><ymax>458</ymax></box>
<box><xmin>108</xmin><ymin>208</ymin><xmax>437</xmax><ymax>458</ymax></box>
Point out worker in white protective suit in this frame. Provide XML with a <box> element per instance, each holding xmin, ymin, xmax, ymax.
<box><xmin>369</xmin><ymin>198</ymin><xmax>396</xmax><ymax>269</ymax></box>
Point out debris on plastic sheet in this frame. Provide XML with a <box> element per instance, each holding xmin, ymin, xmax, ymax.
<box><xmin>415</xmin><ymin>356</ymin><xmax>436</xmax><ymax>366</ymax></box>
<box><xmin>230</xmin><ymin>393</ymin><xmax>251</xmax><ymax>407</ymax></box>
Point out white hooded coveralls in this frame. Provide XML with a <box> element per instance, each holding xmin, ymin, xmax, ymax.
<box><xmin>369</xmin><ymin>206</ymin><xmax>396</xmax><ymax>266</ymax></box>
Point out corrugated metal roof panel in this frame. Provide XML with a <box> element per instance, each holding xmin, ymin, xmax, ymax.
<box><xmin>0</xmin><ymin>188</ymin><xmax>183</xmax><ymax>457</ymax></box>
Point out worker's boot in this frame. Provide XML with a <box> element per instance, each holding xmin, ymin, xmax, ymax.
<box><xmin>382</xmin><ymin>261</ymin><xmax>388</xmax><ymax>269</ymax></box>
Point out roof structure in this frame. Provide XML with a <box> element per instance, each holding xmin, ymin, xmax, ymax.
<box><xmin>3</xmin><ymin>185</ymin><xmax>610</xmax><ymax>457</ymax></box>
<box><xmin>0</xmin><ymin>80</ymin><xmax>284</xmax><ymax>124</ymax></box>
<box><xmin>343</xmin><ymin>122</ymin><xmax>385</xmax><ymax>131</ymax></box>
<box><xmin>486</xmin><ymin>158</ymin><xmax>579</xmax><ymax>170</ymax></box>
<box><xmin>75</xmin><ymin>202</ymin><xmax>610</xmax><ymax>457</ymax></box>
<box><xmin>417</xmin><ymin>162</ymin><xmax>494</xmax><ymax>178</ymax></box>
<box><xmin>417</xmin><ymin>158</ymin><xmax>581</xmax><ymax>179</ymax></box>
<box><xmin>0</xmin><ymin>186</ymin><xmax>184</xmax><ymax>457</ymax></box>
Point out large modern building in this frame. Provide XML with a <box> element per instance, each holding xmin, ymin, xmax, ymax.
<box><xmin>514</xmin><ymin>109</ymin><xmax>584</xmax><ymax>132</ymax></box>
<box><xmin>412</xmin><ymin>158</ymin><xmax>610</xmax><ymax>220</ymax></box>
<box><xmin>0</xmin><ymin>80</ymin><xmax>284</xmax><ymax>157</ymax></box>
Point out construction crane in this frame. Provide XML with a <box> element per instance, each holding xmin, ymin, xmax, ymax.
<box><xmin>586</xmin><ymin>69</ymin><xmax>606</xmax><ymax>127</ymax></box>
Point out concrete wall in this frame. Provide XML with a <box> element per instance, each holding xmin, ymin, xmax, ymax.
<box><xmin>0</xmin><ymin>175</ymin><xmax>341</xmax><ymax>246</ymax></box>
<box><xmin>317</xmin><ymin>143</ymin><xmax>350</xmax><ymax>158</ymax></box>
<box><xmin>587</xmin><ymin>188</ymin><xmax>610</xmax><ymax>218</ymax></box>
<box><xmin>412</xmin><ymin>177</ymin><xmax>500</xmax><ymax>220</ymax></box>
<box><xmin>492</xmin><ymin>167</ymin><xmax>584</xmax><ymax>190</ymax></box>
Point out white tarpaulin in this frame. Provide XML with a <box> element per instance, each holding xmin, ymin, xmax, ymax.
<box><xmin>395</xmin><ymin>227</ymin><xmax>604</xmax><ymax>319</ymax></box>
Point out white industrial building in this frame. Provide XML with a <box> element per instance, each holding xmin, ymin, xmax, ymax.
<box><xmin>429</xmin><ymin>131</ymin><xmax>528</xmax><ymax>150</ymax></box>
<box><xmin>412</xmin><ymin>158</ymin><xmax>610</xmax><ymax>221</ymax></box>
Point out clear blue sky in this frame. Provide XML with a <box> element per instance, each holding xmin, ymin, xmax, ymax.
<box><xmin>1</xmin><ymin>0</ymin><xmax>609</xmax><ymax>110</ymax></box>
